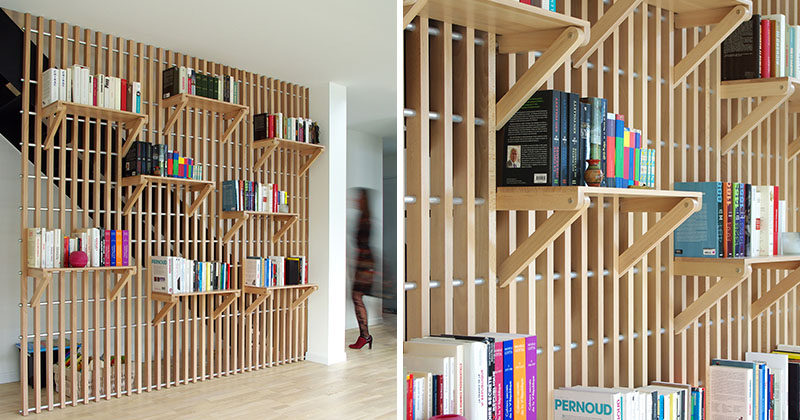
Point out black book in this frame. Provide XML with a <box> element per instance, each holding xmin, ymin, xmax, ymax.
<box><xmin>162</xmin><ymin>66</ymin><xmax>180</xmax><ymax>99</ymax></box>
<box><xmin>253</xmin><ymin>113</ymin><xmax>268</xmax><ymax>140</ymax></box>
<box><xmin>498</xmin><ymin>89</ymin><xmax>560</xmax><ymax>186</ymax></box>
<box><xmin>122</xmin><ymin>140</ymin><xmax>146</xmax><ymax>177</ymax></box>
<box><xmin>598</xmin><ymin>99</ymin><xmax>607</xmax><ymax>187</ymax></box>
<box><xmin>578</xmin><ymin>102</ymin><xmax>591</xmax><ymax>186</ymax></box>
<box><xmin>721</xmin><ymin>15</ymin><xmax>761</xmax><ymax>81</ymax></box>
<box><xmin>567</xmin><ymin>92</ymin><xmax>580</xmax><ymax>185</ymax></box>
<box><xmin>789</xmin><ymin>361</ymin><xmax>800</xmax><ymax>420</ymax></box>
<box><xmin>144</xmin><ymin>141</ymin><xmax>152</xmax><ymax>176</ymax></box>
<box><xmin>559</xmin><ymin>91</ymin><xmax>569</xmax><ymax>186</ymax></box>
<box><xmin>436</xmin><ymin>334</ymin><xmax>494</xmax><ymax>420</ymax></box>
<box><xmin>224</xmin><ymin>75</ymin><xmax>231</xmax><ymax>102</ymax></box>
<box><xmin>286</xmin><ymin>258</ymin><xmax>300</xmax><ymax>285</ymax></box>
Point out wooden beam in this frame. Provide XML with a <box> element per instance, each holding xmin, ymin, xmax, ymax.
<box><xmin>222</xmin><ymin>213</ymin><xmax>250</xmax><ymax>243</ymax></box>
<box><xmin>675</xmin><ymin>6</ymin><xmax>737</xmax><ymax>28</ymax></box>
<box><xmin>29</xmin><ymin>278</ymin><xmax>49</xmax><ymax>307</ymax></box>
<box><xmin>572</xmin><ymin>0</ymin><xmax>643</xmax><ymax>68</ymax></box>
<box><xmin>674</xmin><ymin>266</ymin><xmax>752</xmax><ymax>332</ymax></box>
<box><xmin>271</xmin><ymin>215</ymin><xmax>299</xmax><ymax>244</ymax></box>
<box><xmin>162</xmin><ymin>95</ymin><xmax>188</xmax><ymax>135</ymax></box>
<box><xmin>244</xmin><ymin>290</ymin><xmax>273</xmax><ymax>315</ymax></box>
<box><xmin>151</xmin><ymin>301</ymin><xmax>176</xmax><ymax>325</ymax></box>
<box><xmin>211</xmin><ymin>293</ymin><xmax>238</xmax><ymax>320</ymax></box>
<box><xmin>672</xmin><ymin>5</ymin><xmax>750</xmax><ymax>87</ymax></box>
<box><xmin>718</xmin><ymin>78</ymin><xmax>792</xmax><ymax>99</ymax></box>
<box><xmin>290</xmin><ymin>286</ymin><xmax>318</xmax><ymax>310</ymax></box>
<box><xmin>789</xmin><ymin>135</ymin><xmax>800</xmax><ymax>160</ymax></box>
<box><xmin>298</xmin><ymin>148</ymin><xmax>324</xmax><ymax>176</ymax></box>
<box><xmin>221</xmin><ymin>108</ymin><xmax>247</xmax><ymax>143</ymax></box>
<box><xmin>107</xmin><ymin>268</ymin><xmax>135</xmax><ymax>302</ymax></box>
<box><xmin>121</xmin><ymin>116</ymin><xmax>148</xmax><ymax>156</ymax></box>
<box><xmin>720</xmin><ymin>90</ymin><xmax>793</xmax><ymax>154</ymax></box>
<box><xmin>496</xmin><ymin>26</ymin><xmax>585</xmax><ymax>129</ymax></box>
<box><xmin>617</xmin><ymin>198</ymin><xmax>701</xmax><ymax>275</ymax></box>
<box><xmin>750</xmin><ymin>266</ymin><xmax>800</xmax><ymax>319</ymax></box>
<box><xmin>122</xmin><ymin>180</ymin><xmax>149</xmax><ymax>216</ymax></box>
<box><xmin>498</xmin><ymin>29</ymin><xmax>564</xmax><ymax>54</ymax></box>
<box><xmin>403</xmin><ymin>0</ymin><xmax>429</xmax><ymax>28</ymax></box>
<box><xmin>619</xmin><ymin>197</ymin><xmax>684</xmax><ymax>213</ymax></box>
<box><xmin>186</xmin><ymin>184</ymin><xmax>213</xmax><ymax>216</ymax></box>
<box><xmin>253</xmin><ymin>140</ymin><xmax>280</xmax><ymax>171</ymax></box>
<box><xmin>496</xmin><ymin>187</ymin><xmax>584</xmax><ymax>211</ymax></box>
<box><xmin>497</xmin><ymin>198</ymin><xmax>590</xmax><ymax>288</ymax></box>
<box><xmin>43</xmin><ymin>106</ymin><xmax>66</xmax><ymax>150</ymax></box>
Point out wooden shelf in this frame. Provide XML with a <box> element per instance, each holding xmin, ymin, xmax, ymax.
<box><xmin>120</xmin><ymin>175</ymin><xmax>214</xmax><ymax>216</ymax></box>
<box><xmin>160</xmin><ymin>94</ymin><xmax>248</xmax><ymax>143</ymax></box>
<box><xmin>718</xmin><ymin>77</ymin><xmax>798</xmax><ymax>154</ymax></box>
<box><xmin>495</xmin><ymin>187</ymin><xmax>702</xmax><ymax>288</ymax></box>
<box><xmin>674</xmin><ymin>255</ymin><xmax>800</xmax><ymax>331</ymax></box>
<box><xmin>150</xmin><ymin>289</ymin><xmax>240</xmax><ymax>325</ymax></box>
<box><xmin>242</xmin><ymin>284</ymin><xmax>318</xmax><ymax>314</ymax></box>
<box><xmin>27</xmin><ymin>265</ymin><xmax>136</xmax><ymax>307</ymax></box>
<box><xmin>251</xmin><ymin>138</ymin><xmax>325</xmax><ymax>174</ymax></box>
<box><xmin>41</xmin><ymin>101</ymin><xmax>148</xmax><ymax>153</ymax></box>
<box><xmin>403</xmin><ymin>0</ymin><xmax>590</xmax><ymax>129</ymax></box>
<box><xmin>219</xmin><ymin>211</ymin><xmax>299</xmax><ymax>244</ymax></box>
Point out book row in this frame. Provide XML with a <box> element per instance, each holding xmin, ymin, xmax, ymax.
<box><xmin>253</xmin><ymin>113</ymin><xmax>320</xmax><ymax>144</ymax></box>
<box><xmin>26</xmin><ymin>227</ymin><xmax>130</xmax><ymax>269</ymax></box>
<box><xmin>722</xmin><ymin>14</ymin><xmax>800</xmax><ymax>80</ymax></box>
<box><xmin>122</xmin><ymin>140</ymin><xmax>204</xmax><ymax>180</ymax></box>
<box><xmin>221</xmin><ymin>180</ymin><xmax>289</xmax><ymax>213</ymax></box>
<box><xmin>674</xmin><ymin>183</ymin><xmax>787</xmax><ymax>258</ymax></box>
<box><xmin>41</xmin><ymin>66</ymin><xmax>142</xmax><ymax>112</ymax></box>
<box><xmin>500</xmin><ymin>90</ymin><xmax>655</xmax><ymax>188</ymax></box>
<box><xmin>162</xmin><ymin>66</ymin><xmax>240</xmax><ymax>104</ymax></box>
<box><xmin>243</xmin><ymin>256</ymin><xmax>308</xmax><ymax>288</ymax></box>
<box><xmin>554</xmin><ymin>382</ymin><xmax>704</xmax><ymax>419</ymax></box>
<box><xmin>518</xmin><ymin>0</ymin><xmax>556</xmax><ymax>12</ymax></box>
<box><xmin>151</xmin><ymin>257</ymin><xmax>232</xmax><ymax>294</ymax></box>
<box><xmin>404</xmin><ymin>333</ymin><xmax>536</xmax><ymax>420</ymax></box>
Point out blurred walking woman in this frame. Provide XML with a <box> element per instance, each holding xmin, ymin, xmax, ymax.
<box><xmin>349</xmin><ymin>188</ymin><xmax>375</xmax><ymax>349</ymax></box>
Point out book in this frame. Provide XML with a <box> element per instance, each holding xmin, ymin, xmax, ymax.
<box><xmin>746</xmin><ymin>352</ymin><xmax>787</xmax><ymax>420</ymax></box>
<box><xmin>709</xmin><ymin>364</ymin><xmax>754</xmax><ymax>420</ymax></box>
<box><xmin>673</xmin><ymin>182</ymin><xmax>724</xmax><ymax>258</ymax></box>
<box><xmin>711</xmin><ymin>358</ymin><xmax>758</xmax><ymax>419</ymax></box>
<box><xmin>762</xmin><ymin>19</ymin><xmax>772</xmax><ymax>78</ymax></box>
<box><xmin>605</xmin><ymin>112</ymin><xmax>616</xmax><ymax>187</ymax></box>
<box><xmin>42</xmin><ymin>68</ymin><xmax>59</xmax><ymax>108</ymax></box>
<box><xmin>404</xmin><ymin>342</ymin><xmax>460</xmax><ymax>415</ymax></box>
<box><xmin>499</xmin><ymin>90</ymin><xmax>560</xmax><ymax>186</ymax></box>
<box><xmin>436</xmin><ymin>335</ymin><xmax>492</xmax><ymax>419</ymax></box>
<box><xmin>559</xmin><ymin>91</ymin><xmax>569</xmax><ymax>186</ymax></box>
<box><xmin>553</xmin><ymin>388</ymin><xmax>623</xmax><ymax>419</ymax></box>
<box><xmin>722</xmin><ymin>15</ymin><xmax>762</xmax><ymax>80</ymax></box>
<box><xmin>567</xmin><ymin>92</ymin><xmax>580</xmax><ymax>185</ymax></box>
<box><xmin>764</xmin><ymin>15</ymin><xmax>787</xmax><ymax>77</ymax></box>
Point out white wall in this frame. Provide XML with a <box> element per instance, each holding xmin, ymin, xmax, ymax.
<box><xmin>345</xmin><ymin>129</ymin><xmax>383</xmax><ymax>331</ymax></box>
<box><xmin>0</xmin><ymin>135</ymin><xmax>21</xmax><ymax>383</ymax></box>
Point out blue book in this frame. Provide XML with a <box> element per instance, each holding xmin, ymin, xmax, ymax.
<box><xmin>221</xmin><ymin>180</ymin><xmax>238</xmax><ymax>211</ymax></box>
<box><xmin>549</xmin><ymin>0</ymin><xmax>556</xmax><ymax>12</ymax></box>
<box><xmin>674</xmin><ymin>182</ymin><xmax>724</xmax><ymax>258</ymax></box>
<box><xmin>711</xmin><ymin>359</ymin><xmax>757</xmax><ymax>417</ymax></box>
<box><xmin>503</xmin><ymin>340</ymin><xmax>513</xmax><ymax>420</ymax></box>
<box><xmin>659</xmin><ymin>395</ymin><xmax>664</xmax><ymax>420</ymax></box>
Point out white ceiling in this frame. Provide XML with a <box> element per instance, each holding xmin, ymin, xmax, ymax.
<box><xmin>2</xmin><ymin>0</ymin><xmax>398</xmax><ymax>138</ymax></box>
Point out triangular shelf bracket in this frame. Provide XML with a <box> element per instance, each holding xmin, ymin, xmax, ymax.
<box><xmin>290</xmin><ymin>285</ymin><xmax>319</xmax><ymax>310</ymax></box>
<box><xmin>571</xmin><ymin>0</ymin><xmax>643</xmax><ymax>68</ymax></box>
<box><xmin>673</xmin><ymin>261</ymin><xmax>752</xmax><ymax>332</ymax></box>
<box><xmin>719</xmin><ymin>85</ymin><xmax>794</xmax><ymax>155</ymax></box>
<box><xmin>750</xmin><ymin>264</ymin><xmax>800</xmax><ymax>319</ymax></box>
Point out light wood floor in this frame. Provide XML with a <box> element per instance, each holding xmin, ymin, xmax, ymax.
<box><xmin>0</xmin><ymin>318</ymin><xmax>396</xmax><ymax>419</ymax></box>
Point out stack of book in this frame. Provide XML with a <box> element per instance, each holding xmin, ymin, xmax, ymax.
<box><xmin>221</xmin><ymin>180</ymin><xmax>288</xmax><ymax>213</ymax></box>
<box><xmin>674</xmin><ymin>182</ymin><xmax>786</xmax><ymax>258</ymax></box>
<box><xmin>26</xmin><ymin>227</ymin><xmax>130</xmax><ymax>268</ymax></box>
<box><xmin>519</xmin><ymin>0</ymin><xmax>556</xmax><ymax>12</ymax></box>
<box><xmin>404</xmin><ymin>333</ymin><xmax>536</xmax><ymax>420</ymax></box>
<box><xmin>708</xmin><ymin>354</ymin><xmax>789</xmax><ymax>420</ymax></box>
<box><xmin>554</xmin><ymin>382</ymin><xmax>704</xmax><ymax>419</ymax></box>
<box><xmin>243</xmin><ymin>256</ymin><xmax>307</xmax><ymax>288</ymax></box>
<box><xmin>499</xmin><ymin>89</ymin><xmax>654</xmax><ymax>188</ymax></box>
<box><xmin>150</xmin><ymin>256</ymin><xmax>232</xmax><ymax>294</ymax></box>
<box><xmin>253</xmin><ymin>113</ymin><xmax>320</xmax><ymax>144</ymax></box>
<box><xmin>41</xmin><ymin>66</ymin><xmax>142</xmax><ymax>112</ymax></box>
<box><xmin>162</xmin><ymin>66</ymin><xmax>240</xmax><ymax>104</ymax></box>
<box><xmin>122</xmin><ymin>140</ymin><xmax>204</xmax><ymax>180</ymax></box>
<box><xmin>722</xmin><ymin>14</ymin><xmax>799</xmax><ymax>80</ymax></box>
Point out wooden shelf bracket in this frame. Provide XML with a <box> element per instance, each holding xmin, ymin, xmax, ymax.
<box><xmin>211</xmin><ymin>293</ymin><xmax>239</xmax><ymax>319</ymax></box>
<box><xmin>122</xmin><ymin>179</ymin><xmax>150</xmax><ymax>216</ymax></box>
<box><xmin>788</xmin><ymin>135</ymin><xmax>800</xmax><ymax>161</ymax></box>
<box><xmin>290</xmin><ymin>285</ymin><xmax>319</xmax><ymax>310</ymax></box>
<box><xmin>151</xmin><ymin>301</ymin><xmax>177</xmax><ymax>325</ymax></box>
<box><xmin>221</xmin><ymin>108</ymin><xmax>248</xmax><ymax>143</ymax></box>
<box><xmin>298</xmin><ymin>148</ymin><xmax>324</xmax><ymax>176</ymax></box>
<box><xmin>272</xmin><ymin>215</ymin><xmax>299</xmax><ymax>244</ymax></box>
<box><xmin>750</xmin><ymin>265</ymin><xmax>800</xmax><ymax>319</ymax></box>
<box><xmin>498</xmin><ymin>197</ymin><xmax>590</xmax><ymax>288</ymax></box>
<box><xmin>496</xmin><ymin>26</ymin><xmax>587</xmax><ymax>128</ymax></box>
<box><xmin>121</xmin><ymin>117</ymin><xmax>148</xmax><ymax>156</ymax></box>
<box><xmin>162</xmin><ymin>95</ymin><xmax>189</xmax><ymax>135</ymax></box>
<box><xmin>253</xmin><ymin>141</ymin><xmax>281</xmax><ymax>171</ymax></box>
<box><xmin>720</xmin><ymin>86</ymin><xmax>795</xmax><ymax>154</ymax></box>
<box><xmin>107</xmin><ymin>268</ymin><xmax>135</xmax><ymax>301</ymax></box>
<box><xmin>672</xmin><ymin>5</ymin><xmax>751</xmax><ymax>88</ymax></box>
<box><xmin>244</xmin><ymin>289</ymin><xmax>273</xmax><ymax>315</ymax></box>
<box><xmin>403</xmin><ymin>0</ymin><xmax>430</xmax><ymax>28</ymax></box>
<box><xmin>29</xmin><ymin>266</ymin><xmax>136</xmax><ymax>306</ymax></box>
<box><xmin>571</xmin><ymin>0</ymin><xmax>643</xmax><ymax>68</ymax></box>
<box><xmin>186</xmin><ymin>184</ymin><xmax>214</xmax><ymax>216</ymax></box>
<box><xmin>43</xmin><ymin>104</ymin><xmax>67</xmax><ymax>150</ymax></box>
<box><xmin>673</xmin><ymin>261</ymin><xmax>752</xmax><ymax>332</ymax></box>
<box><xmin>222</xmin><ymin>213</ymin><xmax>251</xmax><ymax>243</ymax></box>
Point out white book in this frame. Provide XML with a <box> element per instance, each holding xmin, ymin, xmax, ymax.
<box><xmin>765</xmin><ymin>15</ymin><xmax>787</xmax><ymax>77</ymax></box>
<box><xmin>151</xmin><ymin>257</ymin><xmax>170</xmax><ymax>293</ymax></box>
<box><xmin>115</xmin><ymin>77</ymin><xmax>121</xmax><ymax>110</ymax></box>
<box><xmin>750</xmin><ymin>186</ymin><xmax>761</xmax><ymax>257</ymax></box>
<box><xmin>71</xmin><ymin>65</ymin><xmax>82</xmax><ymax>104</ymax></box>
<box><xmin>26</xmin><ymin>228</ymin><xmax>40</xmax><ymax>268</ymax></box>
<box><xmin>405</xmin><ymin>339</ymin><xmax>464</xmax><ymax>415</ymax></box>
<box><xmin>759</xmin><ymin>186</ymin><xmax>772</xmax><ymax>256</ymax></box>
<box><xmin>53</xmin><ymin>229</ymin><xmax>61</xmax><ymax>268</ymax></box>
<box><xmin>58</xmin><ymin>69</ymin><xmax>67</xmax><ymax>102</ymax></box>
<box><xmin>779</xmin><ymin>200</ymin><xmax>788</xmax><ymax>254</ymax></box>
<box><xmin>790</xmin><ymin>26</ymin><xmax>796</xmax><ymax>78</ymax></box>
<box><xmin>82</xmin><ymin>67</ymin><xmax>90</xmax><ymax>105</ymax></box>
<box><xmin>768</xmin><ymin>186</ymin><xmax>776</xmax><ymax>256</ymax></box>
<box><xmin>96</xmin><ymin>75</ymin><xmax>104</xmax><ymax>108</ymax></box>
<box><xmin>132</xmin><ymin>82</ymin><xmax>141</xmax><ymax>113</ymax></box>
<box><xmin>104</xmin><ymin>76</ymin><xmax>111</xmax><ymax>109</ymax></box>
<box><xmin>44</xmin><ymin>230</ymin><xmax>53</xmax><ymax>269</ymax></box>
<box><xmin>423</xmin><ymin>337</ymin><xmax>487</xmax><ymax>419</ymax></box>
<box><xmin>179</xmin><ymin>67</ymin><xmax>187</xmax><ymax>94</ymax></box>
<box><xmin>553</xmin><ymin>388</ymin><xmax>623</xmax><ymax>419</ymax></box>
<box><xmin>65</xmin><ymin>67</ymin><xmax>72</xmax><ymax>102</ymax></box>
<box><xmin>795</xmin><ymin>26</ymin><xmax>800</xmax><ymax>79</ymax></box>
<box><xmin>404</xmin><ymin>355</ymin><xmax>453</xmax><ymax>416</ymax></box>
<box><xmin>746</xmin><ymin>352</ymin><xmax>788</xmax><ymax>420</ymax></box>
<box><xmin>41</xmin><ymin>68</ymin><xmax>60</xmax><ymax>108</ymax></box>
<box><xmin>88</xmin><ymin>75</ymin><xmax>94</xmax><ymax>106</ymax></box>
<box><xmin>708</xmin><ymin>365</ymin><xmax>753</xmax><ymax>420</ymax></box>
<box><xmin>93</xmin><ymin>228</ymin><xmax>101</xmax><ymax>267</ymax></box>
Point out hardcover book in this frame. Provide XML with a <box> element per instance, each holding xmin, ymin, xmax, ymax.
<box><xmin>499</xmin><ymin>90</ymin><xmax>560</xmax><ymax>186</ymax></box>
<box><xmin>567</xmin><ymin>93</ymin><xmax>580</xmax><ymax>185</ymax></box>
<box><xmin>674</xmin><ymin>182</ymin><xmax>723</xmax><ymax>258</ymax></box>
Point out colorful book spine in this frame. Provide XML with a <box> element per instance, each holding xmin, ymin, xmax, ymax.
<box><xmin>122</xmin><ymin>230</ymin><xmax>129</xmax><ymax>266</ymax></box>
<box><xmin>504</xmin><ymin>341</ymin><xmax>513</xmax><ymax>420</ymax></box>
<box><xmin>513</xmin><ymin>338</ymin><xmax>526</xmax><ymax>420</ymax></box>
<box><xmin>762</xmin><ymin>19</ymin><xmax>772</xmax><ymax>78</ymax></box>
<box><xmin>494</xmin><ymin>342</ymin><xmax>503</xmax><ymax>420</ymax></box>
<box><xmin>525</xmin><ymin>336</ymin><xmax>536</xmax><ymax>419</ymax></box>
<box><xmin>606</xmin><ymin>113</ymin><xmax>616</xmax><ymax>187</ymax></box>
<box><xmin>615</xmin><ymin>115</ymin><xmax>624</xmax><ymax>188</ymax></box>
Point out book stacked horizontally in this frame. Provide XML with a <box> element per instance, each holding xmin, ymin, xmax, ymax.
<box><xmin>722</xmin><ymin>14</ymin><xmax>798</xmax><ymax>80</ymax></box>
<box><xmin>554</xmin><ymin>382</ymin><xmax>704</xmax><ymax>419</ymax></box>
<box><xmin>253</xmin><ymin>113</ymin><xmax>320</xmax><ymax>144</ymax></box>
<box><xmin>221</xmin><ymin>180</ymin><xmax>288</xmax><ymax>213</ymax></box>
<box><xmin>162</xmin><ymin>66</ymin><xmax>240</xmax><ymax>103</ymax></box>
<box><xmin>151</xmin><ymin>257</ymin><xmax>232</xmax><ymax>295</ymax></box>
<box><xmin>243</xmin><ymin>256</ymin><xmax>307</xmax><ymax>288</ymax></box>
<box><xmin>499</xmin><ymin>90</ymin><xmax>654</xmax><ymax>188</ymax></box>
<box><xmin>674</xmin><ymin>183</ymin><xmax>786</xmax><ymax>258</ymax></box>
<box><xmin>123</xmin><ymin>140</ymin><xmax>203</xmax><ymax>180</ymax></box>
<box><xmin>41</xmin><ymin>66</ymin><xmax>142</xmax><ymax>112</ymax></box>
<box><xmin>27</xmin><ymin>227</ymin><xmax>130</xmax><ymax>268</ymax></box>
<box><xmin>708</xmin><ymin>353</ymin><xmax>789</xmax><ymax>420</ymax></box>
<box><xmin>404</xmin><ymin>333</ymin><xmax>536</xmax><ymax>420</ymax></box>
<box><xmin>518</xmin><ymin>0</ymin><xmax>556</xmax><ymax>12</ymax></box>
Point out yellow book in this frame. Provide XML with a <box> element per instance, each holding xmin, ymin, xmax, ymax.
<box><xmin>513</xmin><ymin>338</ymin><xmax>526</xmax><ymax>420</ymax></box>
<box><xmin>772</xmin><ymin>350</ymin><xmax>800</xmax><ymax>360</ymax></box>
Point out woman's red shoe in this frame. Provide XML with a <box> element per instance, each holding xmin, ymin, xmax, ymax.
<box><xmin>348</xmin><ymin>335</ymin><xmax>373</xmax><ymax>349</ymax></box>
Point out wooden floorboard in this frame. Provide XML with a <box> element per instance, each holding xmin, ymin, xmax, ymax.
<box><xmin>0</xmin><ymin>320</ymin><xmax>396</xmax><ymax>419</ymax></box>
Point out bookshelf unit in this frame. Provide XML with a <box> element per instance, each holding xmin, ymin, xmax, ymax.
<box><xmin>17</xmin><ymin>10</ymin><xmax>320</xmax><ymax>415</ymax></box>
<box><xmin>399</xmin><ymin>0</ymin><xmax>800</xmax><ymax>417</ymax></box>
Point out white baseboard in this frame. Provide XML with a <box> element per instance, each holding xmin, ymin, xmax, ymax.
<box><xmin>0</xmin><ymin>371</ymin><xmax>19</xmax><ymax>384</ymax></box>
<box><xmin>305</xmin><ymin>350</ymin><xmax>347</xmax><ymax>366</ymax></box>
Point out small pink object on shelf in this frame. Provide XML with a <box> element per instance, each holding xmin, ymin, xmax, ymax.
<box><xmin>431</xmin><ymin>416</ymin><xmax>466</xmax><ymax>420</ymax></box>
<box><xmin>68</xmin><ymin>251</ymin><xmax>88</xmax><ymax>268</ymax></box>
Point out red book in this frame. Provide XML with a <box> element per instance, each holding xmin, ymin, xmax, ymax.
<box><xmin>104</xmin><ymin>230</ymin><xmax>111</xmax><ymax>267</ymax></box>
<box><xmin>774</xmin><ymin>186</ymin><xmax>780</xmax><ymax>255</ymax></box>
<box><xmin>92</xmin><ymin>77</ymin><xmax>97</xmax><ymax>106</ymax></box>
<box><xmin>120</xmin><ymin>79</ymin><xmax>127</xmax><ymax>111</ymax></box>
<box><xmin>63</xmin><ymin>237</ymin><xmax>70</xmax><ymax>268</ymax></box>
<box><xmin>723</xmin><ymin>182</ymin><xmax>732</xmax><ymax>258</ymax></box>
<box><xmin>762</xmin><ymin>20</ymin><xmax>772</xmax><ymax>78</ymax></box>
<box><xmin>273</xmin><ymin>184</ymin><xmax>279</xmax><ymax>212</ymax></box>
<box><xmin>268</xmin><ymin>115</ymin><xmax>275</xmax><ymax>138</ymax></box>
<box><xmin>437</xmin><ymin>375</ymin><xmax>444</xmax><ymax>416</ymax></box>
<box><xmin>406</xmin><ymin>374</ymin><xmax>413</xmax><ymax>420</ymax></box>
